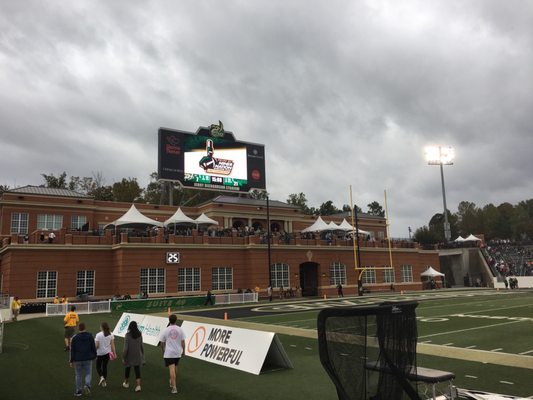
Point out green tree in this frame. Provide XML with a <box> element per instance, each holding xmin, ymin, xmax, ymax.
<box><xmin>0</xmin><ymin>184</ymin><xmax>10</xmax><ymax>195</ymax></box>
<box><xmin>455</xmin><ymin>201</ymin><xmax>482</xmax><ymax>236</ymax></box>
<box><xmin>342</xmin><ymin>204</ymin><xmax>363</xmax><ymax>213</ymax></box>
<box><xmin>413</xmin><ymin>225</ymin><xmax>440</xmax><ymax>246</ymax></box>
<box><xmin>112</xmin><ymin>178</ymin><xmax>143</xmax><ymax>203</ymax></box>
<box><xmin>428</xmin><ymin>211</ymin><xmax>458</xmax><ymax>242</ymax></box>
<box><xmin>367</xmin><ymin>201</ymin><xmax>385</xmax><ymax>217</ymax></box>
<box><xmin>318</xmin><ymin>200</ymin><xmax>339</xmax><ymax>216</ymax></box>
<box><xmin>287</xmin><ymin>193</ymin><xmax>311</xmax><ymax>214</ymax></box>
<box><xmin>143</xmin><ymin>172</ymin><xmax>164</xmax><ymax>204</ymax></box>
<box><xmin>41</xmin><ymin>172</ymin><xmax>67</xmax><ymax>188</ymax></box>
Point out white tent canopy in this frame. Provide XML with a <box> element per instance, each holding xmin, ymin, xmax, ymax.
<box><xmin>164</xmin><ymin>208</ymin><xmax>196</xmax><ymax>227</ymax></box>
<box><xmin>454</xmin><ymin>236</ymin><xmax>465</xmax><ymax>242</ymax></box>
<box><xmin>327</xmin><ymin>221</ymin><xmax>340</xmax><ymax>230</ymax></box>
<box><xmin>301</xmin><ymin>216</ymin><xmax>330</xmax><ymax>233</ymax></box>
<box><xmin>338</xmin><ymin>219</ymin><xmax>354</xmax><ymax>231</ymax></box>
<box><xmin>420</xmin><ymin>266</ymin><xmax>445</xmax><ymax>277</ymax></box>
<box><xmin>195</xmin><ymin>213</ymin><xmax>219</xmax><ymax>226</ymax></box>
<box><xmin>464</xmin><ymin>234</ymin><xmax>482</xmax><ymax>241</ymax></box>
<box><xmin>104</xmin><ymin>204</ymin><xmax>164</xmax><ymax>229</ymax></box>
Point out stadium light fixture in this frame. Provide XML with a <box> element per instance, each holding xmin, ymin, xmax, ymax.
<box><xmin>425</xmin><ymin>146</ymin><xmax>455</xmax><ymax>242</ymax></box>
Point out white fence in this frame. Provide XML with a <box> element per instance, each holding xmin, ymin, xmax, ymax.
<box><xmin>0</xmin><ymin>314</ymin><xmax>4</xmax><ymax>354</ymax></box>
<box><xmin>46</xmin><ymin>300</ymin><xmax>111</xmax><ymax>316</ymax></box>
<box><xmin>214</xmin><ymin>292</ymin><xmax>258</xmax><ymax>305</ymax></box>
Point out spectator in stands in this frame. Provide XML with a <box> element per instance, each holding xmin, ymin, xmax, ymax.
<box><xmin>11</xmin><ymin>296</ymin><xmax>22</xmax><ymax>321</ymax></box>
<box><xmin>48</xmin><ymin>231</ymin><xmax>56</xmax><ymax>243</ymax></box>
<box><xmin>70</xmin><ymin>322</ymin><xmax>97</xmax><ymax>396</ymax></box>
<box><xmin>64</xmin><ymin>305</ymin><xmax>80</xmax><ymax>351</ymax></box>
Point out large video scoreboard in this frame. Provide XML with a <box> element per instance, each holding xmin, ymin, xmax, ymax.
<box><xmin>158</xmin><ymin>124</ymin><xmax>266</xmax><ymax>193</ymax></box>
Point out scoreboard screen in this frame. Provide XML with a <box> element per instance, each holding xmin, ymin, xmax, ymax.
<box><xmin>158</xmin><ymin>125</ymin><xmax>265</xmax><ymax>193</ymax></box>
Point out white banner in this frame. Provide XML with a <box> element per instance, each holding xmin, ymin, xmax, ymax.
<box><xmin>112</xmin><ymin>313</ymin><xmax>168</xmax><ymax>346</ymax></box>
<box><xmin>181</xmin><ymin>321</ymin><xmax>292</xmax><ymax>375</ymax></box>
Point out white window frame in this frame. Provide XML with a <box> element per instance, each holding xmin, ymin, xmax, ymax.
<box><xmin>178</xmin><ymin>267</ymin><xmax>201</xmax><ymax>292</ymax></box>
<box><xmin>140</xmin><ymin>268</ymin><xmax>165</xmax><ymax>294</ymax></box>
<box><xmin>329</xmin><ymin>262</ymin><xmax>346</xmax><ymax>285</ymax></box>
<box><xmin>76</xmin><ymin>270</ymin><xmax>95</xmax><ymax>296</ymax></box>
<box><xmin>270</xmin><ymin>263</ymin><xmax>289</xmax><ymax>288</ymax></box>
<box><xmin>71</xmin><ymin>215</ymin><xmax>87</xmax><ymax>231</ymax></box>
<box><xmin>212</xmin><ymin>267</ymin><xmax>233</xmax><ymax>291</ymax></box>
<box><xmin>400</xmin><ymin>265</ymin><xmax>413</xmax><ymax>283</ymax></box>
<box><xmin>11</xmin><ymin>212</ymin><xmax>29</xmax><ymax>234</ymax></box>
<box><xmin>382</xmin><ymin>267</ymin><xmax>395</xmax><ymax>283</ymax></box>
<box><xmin>37</xmin><ymin>270</ymin><xmax>57</xmax><ymax>298</ymax></box>
<box><xmin>362</xmin><ymin>267</ymin><xmax>376</xmax><ymax>284</ymax></box>
<box><xmin>37</xmin><ymin>214</ymin><xmax>63</xmax><ymax>230</ymax></box>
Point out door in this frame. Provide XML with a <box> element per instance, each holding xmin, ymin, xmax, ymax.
<box><xmin>299</xmin><ymin>262</ymin><xmax>318</xmax><ymax>296</ymax></box>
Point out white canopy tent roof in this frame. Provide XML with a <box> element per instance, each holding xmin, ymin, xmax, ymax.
<box><xmin>338</xmin><ymin>219</ymin><xmax>354</xmax><ymax>231</ymax></box>
<box><xmin>454</xmin><ymin>236</ymin><xmax>465</xmax><ymax>242</ymax></box>
<box><xmin>420</xmin><ymin>266</ymin><xmax>445</xmax><ymax>277</ymax></box>
<box><xmin>195</xmin><ymin>213</ymin><xmax>219</xmax><ymax>226</ymax></box>
<box><xmin>164</xmin><ymin>208</ymin><xmax>196</xmax><ymax>227</ymax></box>
<box><xmin>327</xmin><ymin>221</ymin><xmax>341</xmax><ymax>230</ymax></box>
<box><xmin>464</xmin><ymin>234</ymin><xmax>482</xmax><ymax>241</ymax></box>
<box><xmin>301</xmin><ymin>216</ymin><xmax>330</xmax><ymax>233</ymax></box>
<box><xmin>104</xmin><ymin>204</ymin><xmax>164</xmax><ymax>229</ymax></box>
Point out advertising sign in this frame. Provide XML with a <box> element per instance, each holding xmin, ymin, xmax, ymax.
<box><xmin>112</xmin><ymin>313</ymin><xmax>168</xmax><ymax>346</ymax></box>
<box><xmin>158</xmin><ymin>123</ymin><xmax>266</xmax><ymax>193</ymax></box>
<box><xmin>181</xmin><ymin>320</ymin><xmax>292</xmax><ymax>375</ymax></box>
<box><xmin>111</xmin><ymin>296</ymin><xmax>205</xmax><ymax>312</ymax></box>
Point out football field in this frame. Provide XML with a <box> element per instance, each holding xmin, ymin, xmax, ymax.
<box><xmin>1</xmin><ymin>289</ymin><xmax>533</xmax><ymax>399</ymax></box>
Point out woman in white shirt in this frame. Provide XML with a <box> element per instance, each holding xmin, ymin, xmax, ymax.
<box><xmin>95</xmin><ymin>322</ymin><xmax>116</xmax><ymax>387</ymax></box>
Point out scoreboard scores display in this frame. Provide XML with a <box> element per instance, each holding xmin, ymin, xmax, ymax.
<box><xmin>158</xmin><ymin>126</ymin><xmax>266</xmax><ymax>193</ymax></box>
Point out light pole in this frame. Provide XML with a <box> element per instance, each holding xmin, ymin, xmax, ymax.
<box><xmin>425</xmin><ymin>146</ymin><xmax>454</xmax><ymax>242</ymax></box>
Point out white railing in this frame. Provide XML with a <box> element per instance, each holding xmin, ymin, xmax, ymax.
<box><xmin>46</xmin><ymin>300</ymin><xmax>111</xmax><ymax>316</ymax></box>
<box><xmin>0</xmin><ymin>314</ymin><xmax>4</xmax><ymax>354</ymax></box>
<box><xmin>214</xmin><ymin>292</ymin><xmax>258</xmax><ymax>305</ymax></box>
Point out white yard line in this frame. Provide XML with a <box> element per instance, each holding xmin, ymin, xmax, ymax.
<box><xmin>419</xmin><ymin>320</ymin><xmax>523</xmax><ymax>339</ymax></box>
<box><xmin>519</xmin><ymin>350</ymin><xmax>533</xmax><ymax>355</ymax></box>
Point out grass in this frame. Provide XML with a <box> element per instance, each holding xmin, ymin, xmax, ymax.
<box><xmin>1</xmin><ymin>289</ymin><xmax>533</xmax><ymax>399</ymax></box>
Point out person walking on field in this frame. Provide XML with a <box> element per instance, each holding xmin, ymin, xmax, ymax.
<box><xmin>95</xmin><ymin>322</ymin><xmax>116</xmax><ymax>388</ymax></box>
<box><xmin>70</xmin><ymin>322</ymin><xmax>97</xmax><ymax>396</ymax></box>
<box><xmin>64</xmin><ymin>305</ymin><xmax>79</xmax><ymax>351</ymax></box>
<box><xmin>159</xmin><ymin>314</ymin><xmax>186</xmax><ymax>394</ymax></box>
<box><xmin>122</xmin><ymin>320</ymin><xmax>144</xmax><ymax>392</ymax></box>
<box><xmin>11</xmin><ymin>296</ymin><xmax>22</xmax><ymax>321</ymax></box>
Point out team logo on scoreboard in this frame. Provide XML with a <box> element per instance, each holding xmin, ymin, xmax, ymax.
<box><xmin>199</xmin><ymin>139</ymin><xmax>234</xmax><ymax>175</ymax></box>
<box><xmin>165</xmin><ymin>135</ymin><xmax>181</xmax><ymax>155</ymax></box>
<box><xmin>209</xmin><ymin>120</ymin><xmax>225</xmax><ymax>138</ymax></box>
<box><xmin>166</xmin><ymin>252</ymin><xmax>180</xmax><ymax>264</ymax></box>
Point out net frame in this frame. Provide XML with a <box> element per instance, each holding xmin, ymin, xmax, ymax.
<box><xmin>317</xmin><ymin>301</ymin><xmax>421</xmax><ymax>400</ymax></box>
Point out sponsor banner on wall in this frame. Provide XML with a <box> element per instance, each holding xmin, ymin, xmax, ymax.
<box><xmin>111</xmin><ymin>296</ymin><xmax>205</xmax><ymax>312</ymax></box>
<box><xmin>181</xmin><ymin>321</ymin><xmax>292</xmax><ymax>375</ymax></box>
<box><xmin>112</xmin><ymin>313</ymin><xmax>169</xmax><ymax>346</ymax></box>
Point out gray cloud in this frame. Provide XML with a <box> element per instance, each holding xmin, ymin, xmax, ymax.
<box><xmin>1</xmin><ymin>0</ymin><xmax>532</xmax><ymax>236</ymax></box>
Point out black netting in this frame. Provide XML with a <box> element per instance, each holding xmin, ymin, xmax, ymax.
<box><xmin>317</xmin><ymin>301</ymin><xmax>421</xmax><ymax>400</ymax></box>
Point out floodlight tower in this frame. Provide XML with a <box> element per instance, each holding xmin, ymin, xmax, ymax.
<box><xmin>425</xmin><ymin>146</ymin><xmax>455</xmax><ymax>242</ymax></box>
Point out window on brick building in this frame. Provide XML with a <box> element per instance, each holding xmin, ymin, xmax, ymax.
<box><xmin>270</xmin><ymin>263</ymin><xmax>289</xmax><ymax>288</ymax></box>
<box><xmin>140</xmin><ymin>268</ymin><xmax>165</xmax><ymax>294</ymax></box>
<box><xmin>11</xmin><ymin>212</ymin><xmax>29</xmax><ymax>234</ymax></box>
<box><xmin>382</xmin><ymin>267</ymin><xmax>395</xmax><ymax>283</ymax></box>
<box><xmin>71</xmin><ymin>215</ymin><xmax>87</xmax><ymax>231</ymax></box>
<box><xmin>329</xmin><ymin>262</ymin><xmax>346</xmax><ymax>285</ymax></box>
<box><xmin>37</xmin><ymin>214</ymin><xmax>63</xmax><ymax>230</ymax></box>
<box><xmin>212</xmin><ymin>267</ymin><xmax>232</xmax><ymax>291</ymax></box>
<box><xmin>400</xmin><ymin>265</ymin><xmax>413</xmax><ymax>282</ymax></box>
<box><xmin>362</xmin><ymin>267</ymin><xmax>376</xmax><ymax>284</ymax></box>
<box><xmin>76</xmin><ymin>270</ymin><xmax>95</xmax><ymax>295</ymax></box>
<box><xmin>37</xmin><ymin>271</ymin><xmax>57</xmax><ymax>298</ymax></box>
<box><xmin>178</xmin><ymin>267</ymin><xmax>200</xmax><ymax>292</ymax></box>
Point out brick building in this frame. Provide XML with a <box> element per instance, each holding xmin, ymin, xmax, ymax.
<box><xmin>0</xmin><ymin>186</ymin><xmax>439</xmax><ymax>301</ymax></box>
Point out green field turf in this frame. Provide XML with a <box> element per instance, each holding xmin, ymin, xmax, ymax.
<box><xmin>1</xmin><ymin>289</ymin><xmax>533</xmax><ymax>399</ymax></box>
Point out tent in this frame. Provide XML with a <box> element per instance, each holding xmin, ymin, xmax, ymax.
<box><xmin>464</xmin><ymin>234</ymin><xmax>482</xmax><ymax>241</ymax></box>
<box><xmin>301</xmin><ymin>216</ymin><xmax>330</xmax><ymax>233</ymax></box>
<box><xmin>420</xmin><ymin>266</ymin><xmax>445</xmax><ymax>277</ymax></box>
<box><xmin>338</xmin><ymin>219</ymin><xmax>354</xmax><ymax>231</ymax></box>
<box><xmin>195</xmin><ymin>213</ymin><xmax>219</xmax><ymax>226</ymax></box>
<box><xmin>164</xmin><ymin>208</ymin><xmax>196</xmax><ymax>227</ymax></box>
<box><xmin>104</xmin><ymin>204</ymin><xmax>164</xmax><ymax>229</ymax></box>
<box><xmin>327</xmin><ymin>221</ymin><xmax>341</xmax><ymax>230</ymax></box>
<box><xmin>454</xmin><ymin>236</ymin><xmax>465</xmax><ymax>242</ymax></box>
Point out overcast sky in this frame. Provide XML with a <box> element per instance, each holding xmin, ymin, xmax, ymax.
<box><xmin>1</xmin><ymin>0</ymin><xmax>532</xmax><ymax>237</ymax></box>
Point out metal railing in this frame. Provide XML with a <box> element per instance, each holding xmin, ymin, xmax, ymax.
<box><xmin>45</xmin><ymin>300</ymin><xmax>111</xmax><ymax>316</ymax></box>
<box><xmin>214</xmin><ymin>292</ymin><xmax>258</xmax><ymax>305</ymax></box>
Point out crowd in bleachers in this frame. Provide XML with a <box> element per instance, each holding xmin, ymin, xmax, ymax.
<box><xmin>484</xmin><ymin>241</ymin><xmax>533</xmax><ymax>277</ymax></box>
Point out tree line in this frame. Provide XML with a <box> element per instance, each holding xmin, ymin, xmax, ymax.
<box><xmin>414</xmin><ymin>199</ymin><xmax>533</xmax><ymax>244</ymax></box>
